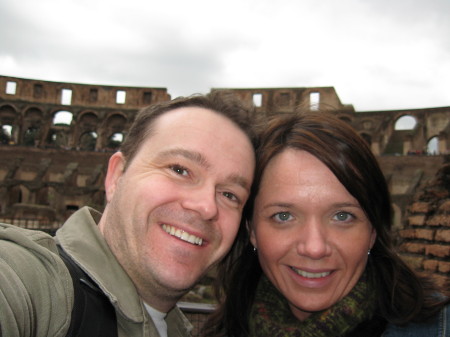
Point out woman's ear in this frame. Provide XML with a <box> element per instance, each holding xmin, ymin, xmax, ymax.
<box><xmin>104</xmin><ymin>152</ymin><xmax>125</xmax><ymax>203</ymax></box>
<box><xmin>369</xmin><ymin>227</ymin><xmax>377</xmax><ymax>249</ymax></box>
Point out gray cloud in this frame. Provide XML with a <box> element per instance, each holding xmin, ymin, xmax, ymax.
<box><xmin>0</xmin><ymin>0</ymin><xmax>449</xmax><ymax>110</ymax></box>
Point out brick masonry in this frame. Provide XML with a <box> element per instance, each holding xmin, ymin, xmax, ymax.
<box><xmin>399</xmin><ymin>162</ymin><xmax>450</xmax><ymax>289</ymax></box>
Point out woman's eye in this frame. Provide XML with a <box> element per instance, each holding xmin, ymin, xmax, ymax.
<box><xmin>334</xmin><ymin>211</ymin><xmax>353</xmax><ymax>222</ymax></box>
<box><xmin>273</xmin><ymin>212</ymin><xmax>292</xmax><ymax>222</ymax></box>
<box><xmin>171</xmin><ymin>165</ymin><xmax>189</xmax><ymax>176</ymax></box>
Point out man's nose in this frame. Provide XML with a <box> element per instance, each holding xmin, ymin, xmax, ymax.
<box><xmin>181</xmin><ymin>184</ymin><xmax>219</xmax><ymax>221</ymax></box>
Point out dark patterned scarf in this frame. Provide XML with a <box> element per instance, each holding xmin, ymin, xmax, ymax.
<box><xmin>248</xmin><ymin>273</ymin><xmax>377</xmax><ymax>337</ymax></box>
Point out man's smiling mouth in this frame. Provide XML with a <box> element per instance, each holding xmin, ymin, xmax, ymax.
<box><xmin>162</xmin><ymin>224</ymin><xmax>204</xmax><ymax>246</ymax></box>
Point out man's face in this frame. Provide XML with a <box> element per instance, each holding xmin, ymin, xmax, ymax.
<box><xmin>101</xmin><ymin>107</ymin><xmax>255</xmax><ymax>309</ymax></box>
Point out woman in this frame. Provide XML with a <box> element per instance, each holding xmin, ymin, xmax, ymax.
<box><xmin>204</xmin><ymin>111</ymin><xmax>449</xmax><ymax>337</ymax></box>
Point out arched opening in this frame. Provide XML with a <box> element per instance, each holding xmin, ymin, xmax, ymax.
<box><xmin>23</xmin><ymin>127</ymin><xmax>39</xmax><ymax>146</ymax></box>
<box><xmin>79</xmin><ymin>131</ymin><xmax>97</xmax><ymax>151</ymax></box>
<box><xmin>0</xmin><ymin>104</ymin><xmax>18</xmax><ymax>144</ymax></box>
<box><xmin>0</xmin><ymin>125</ymin><xmax>12</xmax><ymax>144</ymax></box>
<box><xmin>46</xmin><ymin>130</ymin><xmax>68</xmax><ymax>148</ymax></box>
<box><xmin>427</xmin><ymin>136</ymin><xmax>439</xmax><ymax>155</ymax></box>
<box><xmin>395</xmin><ymin>115</ymin><xmax>417</xmax><ymax>130</ymax></box>
<box><xmin>106</xmin><ymin>132</ymin><xmax>124</xmax><ymax>150</ymax></box>
<box><xmin>8</xmin><ymin>186</ymin><xmax>22</xmax><ymax>207</ymax></box>
<box><xmin>53</xmin><ymin>111</ymin><xmax>73</xmax><ymax>126</ymax></box>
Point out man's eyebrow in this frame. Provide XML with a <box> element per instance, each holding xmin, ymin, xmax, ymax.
<box><xmin>227</xmin><ymin>174</ymin><xmax>251</xmax><ymax>192</ymax></box>
<box><xmin>156</xmin><ymin>148</ymin><xmax>210</xmax><ymax>169</ymax></box>
<box><xmin>157</xmin><ymin>148</ymin><xmax>250</xmax><ymax>191</ymax></box>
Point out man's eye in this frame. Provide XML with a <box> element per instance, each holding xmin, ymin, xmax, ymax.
<box><xmin>171</xmin><ymin>165</ymin><xmax>189</xmax><ymax>176</ymax></box>
<box><xmin>273</xmin><ymin>212</ymin><xmax>292</xmax><ymax>222</ymax></box>
<box><xmin>222</xmin><ymin>191</ymin><xmax>238</xmax><ymax>202</ymax></box>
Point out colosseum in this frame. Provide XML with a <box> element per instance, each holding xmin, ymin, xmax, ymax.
<box><xmin>1</xmin><ymin>74</ymin><xmax>449</xmax><ymax>291</ymax></box>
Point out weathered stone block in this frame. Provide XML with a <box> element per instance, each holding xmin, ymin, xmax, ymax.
<box><xmin>438</xmin><ymin>200</ymin><xmax>450</xmax><ymax>213</ymax></box>
<box><xmin>432</xmin><ymin>274</ymin><xmax>448</xmax><ymax>289</ymax></box>
<box><xmin>435</xmin><ymin>229</ymin><xmax>450</xmax><ymax>242</ymax></box>
<box><xmin>399</xmin><ymin>255</ymin><xmax>424</xmax><ymax>270</ymax></box>
<box><xmin>400</xmin><ymin>242</ymin><xmax>426</xmax><ymax>254</ymax></box>
<box><xmin>438</xmin><ymin>261</ymin><xmax>450</xmax><ymax>273</ymax></box>
<box><xmin>423</xmin><ymin>259</ymin><xmax>438</xmax><ymax>272</ymax></box>
<box><xmin>399</xmin><ymin>229</ymin><xmax>416</xmax><ymax>239</ymax></box>
<box><xmin>414</xmin><ymin>229</ymin><xmax>435</xmax><ymax>241</ymax></box>
<box><xmin>409</xmin><ymin>201</ymin><xmax>430</xmax><ymax>214</ymax></box>
<box><xmin>427</xmin><ymin>215</ymin><xmax>450</xmax><ymax>227</ymax></box>
<box><xmin>425</xmin><ymin>244</ymin><xmax>450</xmax><ymax>258</ymax></box>
<box><xmin>408</xmin><ymin>215</ymin><xmax>426</xmax><ymax>226</ymax></box>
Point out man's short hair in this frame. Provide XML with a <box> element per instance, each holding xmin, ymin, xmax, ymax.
<box><xmin>120</xmin><ymin>90</ymin><xmax>258</xmax><ymax>168</ymax></box>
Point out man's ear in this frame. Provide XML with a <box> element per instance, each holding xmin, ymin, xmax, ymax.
<box><xmin>104</xmin><ymin>152</ymin><xmax>125</xmax><ymax>203</ymax></box>
<box><xmin>248</xmin><ymin>221</ymin><xmax>257</xmax><ymax>249</ymax></box>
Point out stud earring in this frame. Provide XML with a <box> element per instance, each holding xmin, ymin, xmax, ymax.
<box><xmin>368</xmin><ymin>249</ymin><xmax>371</xmax><ymax>255</ymax></box>
<box><xmin>253</xmin><ymin>246</ymin><xmax>257</xmax><ymax>252</ymax></box>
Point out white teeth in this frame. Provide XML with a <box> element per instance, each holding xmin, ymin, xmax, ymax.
<box><xmin>162</xmin><ymin>224</ymin><xmax>203</xmax><ymax>246</ymax></box>
<box><xmin>292</xmin><ymin>268</ymin><xmax>330</xmax><ymax>278</ymax></box>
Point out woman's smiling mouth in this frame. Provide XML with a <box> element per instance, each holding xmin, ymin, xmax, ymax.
<box><xmin>290</xmin><ymin>267</ymin><xmax>331</xmax><ymax>279</ymax></box>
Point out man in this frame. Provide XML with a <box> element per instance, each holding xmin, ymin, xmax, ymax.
<box><xmin>0</xmin><ymin>91</ymin><xmax>257</xmax><ymax>337</ymax></box>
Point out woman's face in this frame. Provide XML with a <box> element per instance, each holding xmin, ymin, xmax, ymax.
<box><xmin>251</xmin><ymin>149</ymin><xmax>376</xmax><ymax>321</ymax></box>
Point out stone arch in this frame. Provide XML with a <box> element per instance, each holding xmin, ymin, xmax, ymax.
<box><xmin>427</xmin><ymin>112</ymin><xmax>447</xmax><ymax>136</ymax></box>
<box><xmin>8</xmin><ymin>185</ymin><xmax>30</xmax><ymax>206</ymax></box>
<box><xmin>52</xmin><ymin>110</ymin><xmax>73</xmax><ymax>126</ymax></box>
<box><xmin>0</xmin><ymin>125</ymin><xmax>12</xmax><ymax>144</ymax></box>
<box><xmin>79</xmin><ymin>131</ymin><xmax>98</xmax><ymax>151</ymax></box>
<box><xmin>394</xmin><ymin>115</ymin><xmax>417</xmax><ymax>130</ymax></box>
<box><xmin>45</xmin><ymin>110</ymin><xmax>73</xmax><ymax>148</ymax></box>
<box><xmin>22</xmin><ymin>107</ymin><xmax>44</xmax><ymax>146</ymax></box>
<box><xmin>0</xmin><ymin>104</ymin><xmax>19</xmax><ymax>145</ymax></box>
<box><xmin>35</xmin><ymin>186</ymin><xmax>57</xmax><ymax>206</ymax></box>
<box><xmin>106</xmin><ymin>132</ymin><xmax>124</xmax><ymax>150</ymax></box>
<box><xmin>78</xmin><ymin>111</ymin><xmax>99</xmax><ymax>127</ymax></box>
<box><xmin>74</xmin><ymin>111</ymin><xmax>99</xmax><ymax>147</ymax></box>
<box><xmin>427</xmin><ymin>136</ymin><xmax>439</xmax><ymax>155</ymax></box>
<box><xmin>46</xmin><ymin>129</ymin><xmax>69</xmax><ymax>148</ymax></box>
<box><xmin>7</xmin><ymin>185</ymin><xmax>22</xmax><ymax>207</ymax></box>
<box><xmin>99</xmin><ymin>113</ymin><xmax>127</xmax><ymax>150</ymax></box>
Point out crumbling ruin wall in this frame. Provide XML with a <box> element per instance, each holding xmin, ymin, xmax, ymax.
<box><xmin>0</xmin><ymin>75</ymin><xmax>449</xmax><ymax>285</ymax></box>
<box><xmin>398</xmin><ymin>160</ymin><xmax>450</xmax><ymax>288</ymax></box>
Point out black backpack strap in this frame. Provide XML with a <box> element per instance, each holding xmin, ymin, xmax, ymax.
<box><xmin>57</xmin><ymin>245</ymin><xmax>118</xmax><ymax>337</ymax></box>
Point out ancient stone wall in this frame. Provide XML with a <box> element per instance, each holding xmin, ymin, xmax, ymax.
<box><xmin>1</xmin><ymin>75</ymin><xmax>449</xmax><ymax>286</ymax></box>
<box><xmin>398</xmin><ymin>160</ymin><xmax>450</xmax><ymax>288</ymax></box>
<box><xmin>0</xmin><ymin>75</ymin><xmax>170</xmax><ymax>151</ymax></box>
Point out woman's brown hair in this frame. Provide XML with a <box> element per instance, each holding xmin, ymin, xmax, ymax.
<box><xmin>204</xmin><ymin>110</ymin><xmax>448</xmax><ymax>337</ymax></box>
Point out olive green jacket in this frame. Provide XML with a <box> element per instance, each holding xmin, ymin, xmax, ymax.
<box><xmin>0</xmin><ymin>206</ymin><xmax>192</xmax><ymax>337</ymax></box>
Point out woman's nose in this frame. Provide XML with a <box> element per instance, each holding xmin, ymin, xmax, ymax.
<box><xmin>296</xmin><ymin>220</ymin><xmax>331</xmax><ymax>259</ymax></box>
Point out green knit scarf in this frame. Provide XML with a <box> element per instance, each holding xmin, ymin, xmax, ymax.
<box><xmin>248</xmin><ymin>273</ymin><xmax>377</xmax><ymax>337</ymax></box>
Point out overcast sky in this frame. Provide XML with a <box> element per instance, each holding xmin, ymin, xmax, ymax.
<box><xmin>0</xmin><ymin>0</ymin><xmax>449</xmax><ymax>111</ymax></box>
